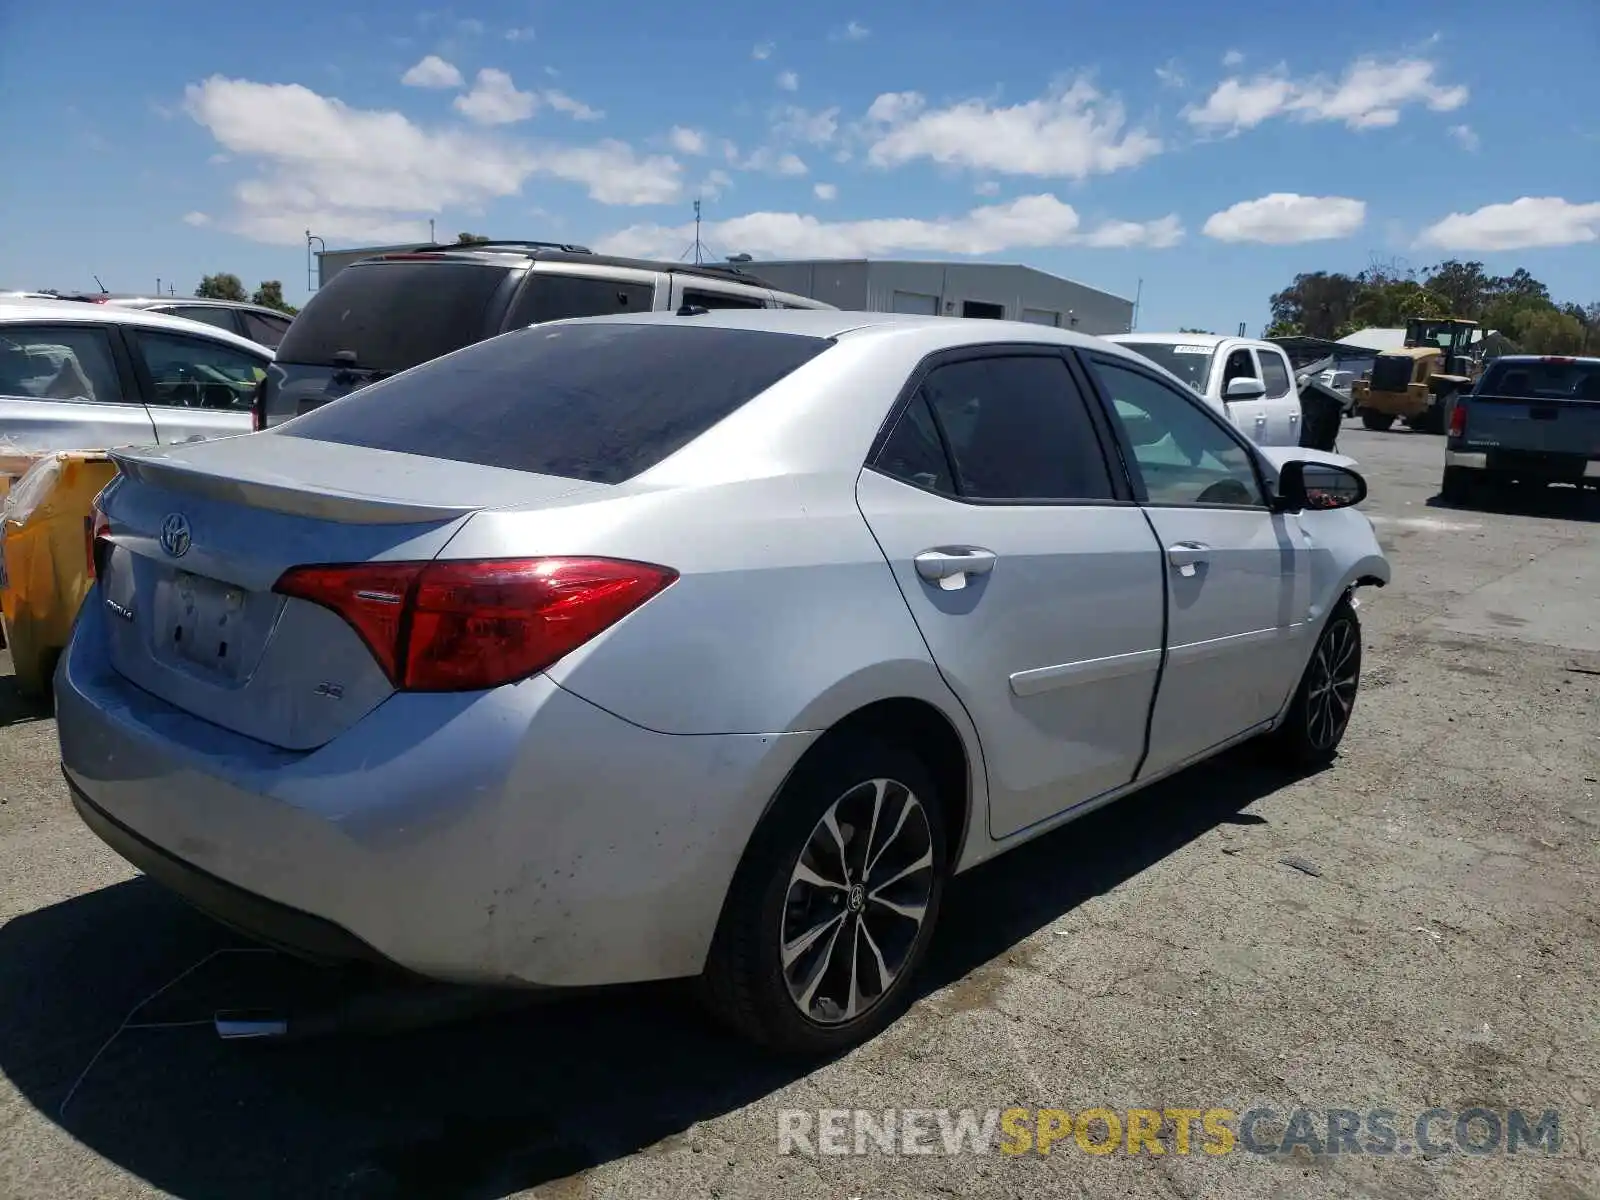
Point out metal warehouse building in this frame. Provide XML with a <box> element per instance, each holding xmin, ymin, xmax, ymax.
<box><xmin>734</xmin><ymin>259</ymin><xmax>1134</xmax><ymax>335</ymax></box>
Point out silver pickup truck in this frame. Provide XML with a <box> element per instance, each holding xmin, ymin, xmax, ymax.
<box><xmin>1441</xmin><ymin>355</ymin><xmax>1600</xmax><ymax>504</ymax></box>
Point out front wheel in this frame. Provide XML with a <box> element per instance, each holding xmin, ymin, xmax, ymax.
<box><xmin>1273</xmin><ymin>600</ymin><xmax>1362</xmax><ymax>769</ymax></box>
<box><xmin>700</xmin><ymin>736</ymin><xmax>948</xmax><ymax>1055</ymax></box>
<box><xmin>1360</xmin><ymin>410</ymin><xmax>1396</xmax><ymax>432</ymax></box>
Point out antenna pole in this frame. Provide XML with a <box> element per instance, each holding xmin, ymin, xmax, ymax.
<box><xmin>1131</xmin><ymin>277</ymin><xmax>1143</xmax><ymax>332</ymax></box>
<box><xmin>694</xmin><ymin>199</ymin><xmax>703</xmax><ymax>265</ymax></box>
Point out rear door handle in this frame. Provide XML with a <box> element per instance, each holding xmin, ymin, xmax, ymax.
<box><xmin>1166</xmin><ymin>541</ymin><xmax>1210</xmax><ymax>577</ymax></box>
<box><xmin>914</xmin><ymin>547</ymin><xmax>997</xmax><ymax>590</ymax></box>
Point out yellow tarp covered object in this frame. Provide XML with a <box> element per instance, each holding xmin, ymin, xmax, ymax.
<box><xmin>0</xmin><ymin>450</ymin><xmax>118</xmax><ymax>697</ymax></box>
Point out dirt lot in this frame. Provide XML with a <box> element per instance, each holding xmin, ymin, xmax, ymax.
<box><xmin>1</xmin><ymin>425</ymin><xmax>1596</xmax><ymax>1200</ymax></box>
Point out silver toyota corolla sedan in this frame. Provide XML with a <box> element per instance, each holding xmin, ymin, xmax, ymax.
<box><xmin>56</xmin><ymin>309</ymin><xmax>1390</xmax><ymax>1054</ymax></box>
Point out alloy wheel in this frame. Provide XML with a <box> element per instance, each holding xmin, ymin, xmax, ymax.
<box><xmin>779</xmin><ymin>777</ymin><xmax>935</xmax><ymax>1025</ymax></box>
<box><xmin>1306</xmin><ymin>619</ymin><xmax>1359</xmax><ymax>750</ymax></box>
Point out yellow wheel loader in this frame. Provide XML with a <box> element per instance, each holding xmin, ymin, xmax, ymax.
<box><xmin>1351</xmin><ymin>318</ymin><xmax>1483</xmax><ymax>434</ymax></box>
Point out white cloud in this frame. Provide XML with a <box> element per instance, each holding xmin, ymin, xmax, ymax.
<box><xmin>1187</xmin><ymin>56</ymin><xmax>1468</xmax><ymax>133</ymax></box>
<box><xmin>207</xmin><ymin>152</ymin><xmax>230</xmax><ymax>164</ymax></box>
<box><xmin>182</xmin><ymin>211</ymin><xmax>211</xmax><ymax>227</ymax></box>
<box><xmin>1448</xmin><ymin>123</ymin><xmax>1479</xmax><ymax>151</ymax></box>
<box><xmin>504</xmin><ymin>26</ymin><xmax>535</xmax><ymax>41</ymax></box>
<box><xmin>752</xmin><ymin>41</ymin><xmax>774</xmax><ymax>60</ymax></box>
<box><xmin>1222</xmin><ymin>49</ymin><xmax>1244</xmax><ymax>67</ymax></box>
<box><xmin>1202</xmin><ymin>193</ymin><xmax>1367</xmax><ymax>243</ymax></box>
<box><xmin>699</xmin><ymin>169</ymin><xmax>734</xmax><ymax>200</ymax></box>
<box><xmin>453</xmin><ymin>68</ymin><xmax>538</xmax><ymax>125</ymax></box>
<box><xmin>776</xmin><ymin>70</ymin><xmax>800</xmax><ymax>92</ymax></box>
<box><xmin>457</xmin><ymin>17</ymin><xmax>485</xmax><ymax>35</ymax></box>
<box><xmin>595</xmin><ymin>194</ymin><xmax>1182</xmax><ymax>259</ymax></box>
<box><xmin>840</xmin><ymin>20</ymin><xmax>870</xmax><ymax>40</ymax></box>
<box><xmin>772</xmin><ymin>105</ymin><xmax>840</xmax><ymax>146</ymax></box>
<box><xmin>401</xmin><ymin>55</ymin><xmax>463</xmax><ymax>89</ymax></box>
<box><xmin>544</xmin><ymin>89</ymin><xmax>603</xmax><ymax>121</ymax></box>
<box><xmin>776</xmin><ymin>152</ymin><xmax>807</xmax><ymax>176</ymax></box>
<box><xmin>669</xmin><ymin>126</ymin><xmax>709</xmax><ymax>155</ymax></box>
<box><xmin>1154</xmin><ymin>60</ymin><xmax>1185</xmax><ymax>88</ymax></box>
<box><xmin>974</xmin><ymin>180</ymin><xmax>1000</xmax><ymax>196</ymax></box>
<box><xmin>863</xmin><ymin>79</ymin><xmax>1162</xmax><ymax>179</ymax></box>
<box><xmin>733</xmin><ymin>146</ymin><xmax>809</xmax><ymax>176</ymax></box>
<box><xmin>813</xmin><ymin>182</ymin><xmax>838</xmax><ymax>201</ymax></box>
<box><xmin>1417</xmin><ymin>197</ymin><xmax>1600</xmax><ymax>251</ymax></box>
<box><xmin>183</xmin><ymin>75</ymin><xmax>682</xmax><ymax>244</ymax></box>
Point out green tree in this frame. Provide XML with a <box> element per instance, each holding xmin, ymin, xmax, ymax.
<box><xmin>456</xmin><ymin>232</ymin><xmax>491</xmax><ymax>244</ymax></box>
<box><xmin>1513</xmin><ymin>308</ymin><xmax>1586</xmax><ymax>355</ymax></box>
<box><xmin>195</xmin><ymin>272</ymin><xmax>247</xmax><ymax>301</ymax></box>
<box><xmin>1422</xmin><ymin>260</ymin><xmax>1491</xmax><ymax>317</ymax></box>
<box><xmin>250</xmin><ymin>280</ymin><xmax>298</xmax><ymax>315</ymax></box>
<box><xmin>1268</xmin><ymin>272</ymin><xmax>1362</xmax><ymax>340</ymax></box>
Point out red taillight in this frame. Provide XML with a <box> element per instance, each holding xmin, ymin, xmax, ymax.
<box><xmin>273</xmin><ymin>557</ymin><xmax>676</xmax><ymax>691</ymax></box>
<box><xmin>250</xmin><ymin>377</ymin><xmax>267</xmax><ymax>431</ymax></box>
<box><xmin>1448</xmin><ymin>398</ymin><xmax>1468</xmax><ymax>438</ymax></box>
<box><xmin>88</xmin><ymin>504</ymin><xmax>111</xmax><ymax>578</ymax></box>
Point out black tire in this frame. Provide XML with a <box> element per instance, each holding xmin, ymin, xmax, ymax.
<box><xmin>1360</xmin><ymin>410</ymin><xmax>1396</xmax><ymax>432</ymax></box>
<box><xmin>1273</xmin><ymin>599</ymin><xmax>1362</xmax><ymax>770</ymax></box>
<box><xmin>700</xmin><ymin>735</ymin><xmax>949</xmax><ymax>1055</ymax></box>
<box><xmin>1439</xmin><ymin>466</ymin><xmax>1474</xmax><ymax>506</ymax></box>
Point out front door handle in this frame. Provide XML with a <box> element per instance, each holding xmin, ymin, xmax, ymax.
<box><xmin>914</xmin><ymin>547</ymin><xmax>997</xmax><ymax>590</ymax></box>
<box><xmin>1166</xmin><ymin>541</ymin><xmax>1210</xmax><ymax>577</ymax></box>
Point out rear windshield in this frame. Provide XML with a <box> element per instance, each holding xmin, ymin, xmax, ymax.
<box><xmin>1114</xmin><ymin>341</ymin><xmax>1214</xmax><ymax>391</ymax></box>
<box><xmin>276</xmin><ymin>322</ymin><xmax>834</xmax><ymax>484</ymax></box>
<box><xmin>275</xmin><ymin>261</ymin><xmax>507</xmax><ymax>374</ymax></box>
<box><xmin>1480</xmin><ymin>359</ymin><xmax>1600</xmax><ymax>401</ymax></box>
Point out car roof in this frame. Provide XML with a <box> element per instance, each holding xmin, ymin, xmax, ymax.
<box><xmin>1491</xmin><ymin>354</ymin><xmax>1600</xmax><ymax>365</ymax></box>
<box><xmin>1108</xmin><ymin>332</ymin><xmax>1240</xmax><ymax>347</ymax></box>
<box><xmin>104</xmin><ymin>296</ymin><xmax>286</xmax><ymax>316</ymax></box>
<box><xmin>347</xmin><ymin>247</ymin><xmax>792</xmax><ymax>292</ymax></box>
<box><xmin>536</xmin><ymin>307</ymin><xmax>1152</xmax><ymax>358</ymax></box>
<box><xmin>0</xmin><ymin>298</ymin><xmax>274</xmax><ymax>357</ymax></box>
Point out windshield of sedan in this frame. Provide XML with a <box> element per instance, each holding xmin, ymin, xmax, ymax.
<box><xmin>1114</xmin><ymin>341</ymin><xmax>1214</xmax><ymax>391</ymax></box>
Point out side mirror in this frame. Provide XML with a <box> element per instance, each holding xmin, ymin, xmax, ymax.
<box><xmin>1274</xmin><ymin>460</ymin><xmax>1367</xmax><ymax>513</ymax></box>
<box><xmin>1224</xmin><ymin>376</ymin><xmax>1267</xmax><ymax>401</ymax></box>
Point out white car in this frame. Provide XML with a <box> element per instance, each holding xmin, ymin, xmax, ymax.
<box><xmin>1109</xmin><ymin>333</ymin><xmax>1304</xmax><ymax>446</ymax></box>
<box><xmin>59</xmin><ymin>310</ymin><xmax>1389</xmax><ymax>1054</ymax></box>
<box><xmin>0</xmin><ymin>299</ymin><xmax>270</xmax><ymax>454</ymax></box>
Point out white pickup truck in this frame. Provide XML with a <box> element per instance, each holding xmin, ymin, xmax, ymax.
<box><xmin>1106</xmin><ymin>332</ymin><xmax>1302</xmax><ymax>447</ymax></box>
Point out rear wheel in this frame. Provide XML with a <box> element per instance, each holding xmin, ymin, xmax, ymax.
<box><xmin>1360</xmin><ymin>410</ymin><xmax>1396</xmax><ymax>432</ymax></box>
<box><xmin>1440</xmin><ymin>466</ymin><xmax>1475</xmax><ymax>505</ymax></box>
<box><xmin>701</xmin><ymin>736</ymin><xmax>948</xmax><ymax>1055</ymax></box>
<box><xmin>1273</xmin><ymin>599</ymin><xmax>1362</xmax><ymax>769</ymax></box>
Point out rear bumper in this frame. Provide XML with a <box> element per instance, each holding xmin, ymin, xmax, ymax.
<box><xmin>57</xmin><ymin>596</ymin><xmax>818</xmax><ymax>988</ymax></box>
<box><xmin>1446</xmin><ymin>448</ymin><xmax>1600</xmax><ymax>480</ymax></box>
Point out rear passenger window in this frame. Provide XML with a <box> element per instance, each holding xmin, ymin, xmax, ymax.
<box><xmin>162</xmin><ymin>306</ymin><xmax>237</xmax><ymax>333</ymax></box>
<box><xmin>0</xmin><ymin>325</ymin><xmax>126</xmax><ymax>405</ymax></box>
<box><xmin>508</xmin><ymin>273</ymin><xmax>654</xmax><ymax>327</ymax></box>
<box><xmin>681</xmin><ymin>288</ymin><xmax>765</xmax><ymax>311</ymax></box>
<box><xmin>241</xmin><ymin>311</ymin><xmax>289</xmax><ymax>348</ymax></box>
<box><xmin>873</xmin><ymin>393</ymin><xmax>954</xmax><ymax>494</ymax></box>
<box><xmin>1258</xmin><ymin>351</ymin><xmax>1291</xmax><ymax>398</ymax></box>
<box><xmin>917</xmin><ymin>355</ymin><xmax>1115</xmax><ymax>501</ymax></box>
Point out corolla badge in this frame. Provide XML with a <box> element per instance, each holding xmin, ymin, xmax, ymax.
<box><xmin>159</xmin><ymin>513</ymin><xmax>192</xmax><ymax>558</ymax></box>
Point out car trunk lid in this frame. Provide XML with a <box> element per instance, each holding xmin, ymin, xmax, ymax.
<box><xmin>95</xmin><ymin>435</ymin><xmax>606</xmax><ymax>749</ymax></box>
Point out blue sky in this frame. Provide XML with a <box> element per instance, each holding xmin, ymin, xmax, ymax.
<box><xmin>2</xmin><ymin>0</ymin><xmax>1597</xmax><ymax>332</ymax></box>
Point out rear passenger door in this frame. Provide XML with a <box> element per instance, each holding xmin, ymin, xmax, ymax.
<box><xmin>1253</xmin><ymin>346</ymin><xmax>1300</xmax><ymax>446</ymax></box>
<box><xmin>670</xmin><ymin>278</ymin><xmax>771</xmax><ymax>312</ymax></box>
<box><xmin>855</xmin><ymin>347</ymin><xmax>1166</xmax><ymax>840</ymax></box>
<box><xmin>504</xmin><ymin>270</ymin><xmax>657</xmax><ymax>328</ymax></box>
<box><xmin>0</xmin><ymin>322</ymin><xmax>156</xmax><ymax>450</ymax></box>
<box><xmin>126</xmin><ymin>328</ymin><xmax>266</xmax><ymax>443</ymax></box>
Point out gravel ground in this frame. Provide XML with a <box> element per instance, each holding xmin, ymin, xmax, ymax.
<box><xmin>1</xmin><ymin>425</ymin><xmax>1596</xmax><ymax>1200</ymax></box>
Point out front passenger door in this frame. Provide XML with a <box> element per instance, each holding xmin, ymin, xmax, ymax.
<box><xmin>1215</xmin><ymin>347</ymin><xmax>1270</xmax><ymax>444</ymax></box>
<box><xmin>1253</xmin><ymin>347</ymin><xmax>1300</xmax><ymax>446</ymax></box>
<box><xmin>1085</xmin><ymin>354</ymin><xmax>1310</xmax><ymax>775</ymax></box>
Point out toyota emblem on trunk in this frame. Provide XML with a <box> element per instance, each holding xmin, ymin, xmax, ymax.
<box><xmin>159</xmin><ymin>513</ymin><xmax>192</xmax><ymax>558</ymax></box>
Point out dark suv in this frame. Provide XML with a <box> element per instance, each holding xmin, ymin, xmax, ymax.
<box><xmin>254</xmin><ymin>242</ymin><xmax>832</xmax><ymax>429</ymax></box>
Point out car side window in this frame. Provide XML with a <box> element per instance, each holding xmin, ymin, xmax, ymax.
<box><xmin>1257</xmin><ymin>350</ymin><xmax>1292</xmax><ymax>399</ymax></box>
<box><xmin>160</xmin><ymin>305</ymin><xmax>239</xmax><ymax>334</ymax></box>
<box><xmin>1220</xmin><ymin>349</ymin><xmax>1256</xmax><ymax>389</ymax></box>
<box><xmin>681</xmin><ymin>287</ymin><xmax>766</xmax><ymax>311</ymax></box>
<box><xmin>507</xmin><ymin>273</ymin><xmax>655</xmax><ymax>327</ymax></box>
<box><xmin>916</xmin><ymin>355</ymin><xmax>1116</xmax><ymax>501</ymax></box>
<box><xmin>1089</xmin><ymin>357</ymin><xmax>1266</xmax><ymax>508</ymax></box>
<box><xmin>873</xmin><ymin>391</ymin><xmax>955</xmax><ymax>494</ymax></box>
<box><xmin>132</xmin><ymin>330</ymin><xmax>266</xmax><ymax>410</ymax></box>
<box><xmin>0</xmin><ymin>324</ymin><xmax>126</xmax><ymax>405</ymax></box>
<box><xmin>241</xmin><ymin>311</ymin><xmax>289</xmax><ymax>348</ymax></box>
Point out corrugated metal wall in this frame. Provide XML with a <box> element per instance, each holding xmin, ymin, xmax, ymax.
<box><xmin>862</xmin><ymin>263</ymin><xmax>1133</xmax><ymax>335</ymax></box>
